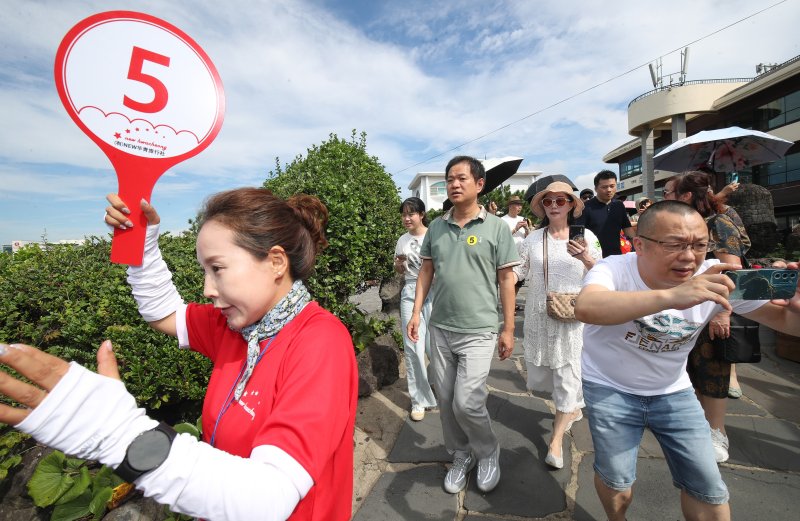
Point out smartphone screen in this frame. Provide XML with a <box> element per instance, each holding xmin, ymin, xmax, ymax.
<box><xmin>726</xmin><ymin>269</ymin><xmax>798</xmax><ymax>300</ymax></box>
<box><xmin>569</xmin><ymin>225</ymin><xmax>585</xmax><ymax>242</ymax></box>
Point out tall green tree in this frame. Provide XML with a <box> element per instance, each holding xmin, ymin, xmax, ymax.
<box><xmin>264</xmin><ymin>130</ymin><xmax>403</xmax><ymax>318</ymax></box>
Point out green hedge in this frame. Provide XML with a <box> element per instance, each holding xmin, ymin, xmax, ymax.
<box><xmin>0</xmin><ymin>235</ymin><xmax>210</xmax><ymax>422</ymax></box>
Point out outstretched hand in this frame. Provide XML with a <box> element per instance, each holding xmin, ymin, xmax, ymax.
<box><xmin>0</xmin><ymin>341</ymin><xmax>120</xmax><ymax>426</ymax></box>
<box><xmin>667</xmin><ymin>262</ymin><xmax>740</xmax><ymax>312</ymax></box>
<box><xmin>105</xmin><ymin>194</ymin><xmax>160</xmax><ymax>229</ymax></box>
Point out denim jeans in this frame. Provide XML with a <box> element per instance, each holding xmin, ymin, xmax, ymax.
<box><xmin>583</xmin><ymin>380</ymin><xmax>729</xmax><ymax>505</ymax></box>
<box><xmin>399</xmin><ymin>282</ymin><xmax>436</xmax><ymax>409</ymax></box>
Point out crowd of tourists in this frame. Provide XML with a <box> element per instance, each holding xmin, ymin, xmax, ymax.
<box><xmin>397</xmin><ymin>156</ymin><xmax>800</xmax><ymax>521</ymax></box>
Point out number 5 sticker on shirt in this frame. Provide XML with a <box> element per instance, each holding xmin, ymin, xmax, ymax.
<box><xmin>55</xmin><ymin>11</ymin><xmax>225</xmax><ymax>264</ymax></box>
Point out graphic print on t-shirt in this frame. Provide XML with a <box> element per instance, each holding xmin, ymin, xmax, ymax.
<box><xmin>406</xmin><ymin>238</ymin><xmax>422</xmax><ymax>272</ymax></box>
<box><xmin>624</xmin><ymin>314</ymin><xmax>702</xmax><ymax>353</ymax></box>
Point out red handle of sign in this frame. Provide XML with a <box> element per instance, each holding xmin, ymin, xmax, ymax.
<box><xmin>109</xmin><ymin>156</ymin><xmax>169</xmax><ymax>265</ymax></box>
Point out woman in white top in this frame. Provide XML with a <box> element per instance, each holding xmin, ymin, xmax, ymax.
<box><xmin>395</xmin><ymin>197</ymin><xmax>436</xmax><ymax>421</ymax></box>
<box><xmin>514</xmin><ymin>182</ymin><xmax>600</xmax><ymax>469</ymax></box>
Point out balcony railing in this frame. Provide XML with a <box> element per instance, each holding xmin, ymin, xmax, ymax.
<box><xmin>628</xmin><ymin>78</ymin><xmax>754</xmax><ymax>107</ymax></box>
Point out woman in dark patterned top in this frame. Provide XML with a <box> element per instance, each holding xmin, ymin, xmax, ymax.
<box><xmin>663</xmin><ymin>171</ymin><xmax>752</xmax><ymax>464</ymax></box>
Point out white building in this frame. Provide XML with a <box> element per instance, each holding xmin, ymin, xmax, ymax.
<box><xmin>6</xmin><ymin>239</ymin><xmax>85</xmax><ymax>253</ymax></box>
<box><xmin>407</xmin><ymin>157</ymin><xmax>542</xmax><ymax>210</ymax></box>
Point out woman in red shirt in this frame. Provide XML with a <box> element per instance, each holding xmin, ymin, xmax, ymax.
<box><xmin>0</xmin><ymin>188</ymin><xmax>358</xmax><ymax>521</ymax></box>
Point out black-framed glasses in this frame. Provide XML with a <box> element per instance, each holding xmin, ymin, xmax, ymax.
<box><xmin>541</xmin><ymin>197</ymin><xmax>572</xmax><ymax>208</ymax></box>
<box><xmin>638</xmin><ymin>235</ymin><xmax>713</xmax><ymax>254</ymax></box>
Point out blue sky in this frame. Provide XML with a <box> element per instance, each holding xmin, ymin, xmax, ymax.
<box><xmin>2</xmin><ymin>0</ymin><xmax>799</xmax><ymax>246</ymax></box>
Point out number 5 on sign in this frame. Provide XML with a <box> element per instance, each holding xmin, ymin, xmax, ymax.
<box><xmin>54</xmin><ymin>11</ymin><xmax>225</xmax><ymax>265</ymax></box>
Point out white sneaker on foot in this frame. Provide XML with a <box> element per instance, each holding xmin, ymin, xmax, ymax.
<box><xmin>444</xmin><ymin>452</ymin><xmax>475</xmax><ymax>493</ymax></box>
<box><xmin>410</xmin><ymin>405</ymin><xmax>425</xmax><ymax>421</ymax></box>
<box><xmin>710</xmin><ymin>428</ymin><xmax>729</xmax><ymax>463</ymax></box>
<box><xmin>476</xmin><ymin>444</ymin><xmax>501</xmax><ymax>492</ymax></box>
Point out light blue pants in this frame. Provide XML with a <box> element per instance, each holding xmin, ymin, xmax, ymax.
<box><xmin>400</xmin><ymin>282</ymin><xmax>437</xmax><ymax>409</ymax></box>
<box><xmin>429</xmin><ymin>326</ymin><xmax>498</xmax><ymax>459</ymax></box>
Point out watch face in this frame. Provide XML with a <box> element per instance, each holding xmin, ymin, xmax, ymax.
<box><xmin>128</xmin><ymin>429</ymin><xmax>173</xmax><ymax>471</ymax></box>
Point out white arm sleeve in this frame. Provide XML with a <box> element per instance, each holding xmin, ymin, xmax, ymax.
<box><xmin>126</xmin><ymin>224</ymin><xmax>185</xmax><ymax>323</ymax></box>
<box><xmin>16</xmin><ymin>363</ymin><xmax>311</xmax><ymax>521</ymax></box>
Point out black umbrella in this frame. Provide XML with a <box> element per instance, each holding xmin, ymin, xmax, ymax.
<box><xmin>443</xmin><ymin>156</ymin><xmax>524</xmax><ymax>210</ymax></box>
<box><xmin>523</xmin><ymin>174</ymin><xmax>578</xmax><ymax>202</ymax></box>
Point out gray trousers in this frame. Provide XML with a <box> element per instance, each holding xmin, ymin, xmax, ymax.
<box><xmin>429</xmin><ymin>326</ymin><xmax>498</xmax><ymax>459</ymax></box>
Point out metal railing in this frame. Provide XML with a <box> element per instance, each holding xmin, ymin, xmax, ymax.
<box><xmin>628</xmin><ymin>78</ymin><xmax>754</xmax><ymax>107</ymax></box>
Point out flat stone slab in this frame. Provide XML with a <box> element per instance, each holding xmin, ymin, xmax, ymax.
<box><xmin>724</xmin><ymin>465</ymin><xmax>800</xmax><ymax>519</ymax></box>
<box><xmin>726</xmin><ymin>395</ymin><xmax>767</xmax><ymax>416</ymax></box>
<box><xmin>351</xmin><ymin>465</ymin><xmax>458</xmax><ymax>521</ymax></box>
<box><xmin>737</xmin><ymin>359</ymin><xmax>800</xmax><ymax>424</ymax></box>
<box><xmin>388</xmin><ymin>411</ymin><xmax>450</xmax><ymax>463</ymax></box>
<box><xmin>464</xmin><ymin>394</ymin><xmax>568</xmax><ymax>518</ymax></box>
<box><xmin>726</xmin><ymin>416</ymin><xmax>800</xmax><ymax>471</ymax></box>
<box><xmin>488</xmin><ymin>356</ymin><xmax>528</xmax><ymax>393</ymax></box>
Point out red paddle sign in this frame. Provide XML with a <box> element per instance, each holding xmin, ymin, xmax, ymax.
<box><xmin>54</xmin><ymin>11</ymin><xmax>225</xmax><ymax>264</ymax></box>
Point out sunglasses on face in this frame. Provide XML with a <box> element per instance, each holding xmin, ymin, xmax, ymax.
<box><xmin>541</xmin><ymin>197</ymin><xmax>572</xmax><ymax>208</ymax></box>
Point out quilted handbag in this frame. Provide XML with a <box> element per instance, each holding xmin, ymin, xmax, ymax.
<box><xmin>543</xmin><ymin>228</ymin><xmax>578</xmax><ymax>322</ymax></box>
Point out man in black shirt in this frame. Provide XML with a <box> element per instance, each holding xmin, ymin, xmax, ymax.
<box><xmin>577</xmin><ymin>170</ymin><xmax>634</xmax><ymax>257</ymax></box>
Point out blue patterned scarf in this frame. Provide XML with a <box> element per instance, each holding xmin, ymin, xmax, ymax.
<box><xmin>234</xmin><ymin>280</ymin><xmax>310</xmax><ymax>400</ymax></box>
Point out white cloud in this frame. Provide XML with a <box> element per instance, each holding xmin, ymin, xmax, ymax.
<box><xmin>2</xmin><ymin>0</ymin><xmax>799</xmax><ymax>244</ymax></box>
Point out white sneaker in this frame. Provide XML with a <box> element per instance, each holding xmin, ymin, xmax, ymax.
<box><xmin>444</xmin><ymin>452</ymin><xmax>475</xmax><ymax>493</ymax></box>
<box><xmin>476</xmin><ymin>444</ymin><xmax>501</xmax><ymax>492</ymax></box>
<box><xmin>410</xmin><ymin>406</ymin><xmax>425</xmax><ymax>422</ymax></box>
<box><xmin>710</xmin><ymin>428</ymin><xmax>729</xmax><ymax>463</ymax></box>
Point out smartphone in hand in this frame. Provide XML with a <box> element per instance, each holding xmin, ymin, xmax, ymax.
<box><xmin>725</xmin><ymin>269</ymin><xmax>798</xmax><ymax>300</ymax></box>
<box><xmin>569</xmin><ymin>225</ymin><xmax>585</xmax><ymax>245</ymax></box>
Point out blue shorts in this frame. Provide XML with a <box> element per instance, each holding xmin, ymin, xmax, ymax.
<box><xmin>582</xmin><ymin>380</ymin><xmax>729</xmax><ymax>505</ymax></box>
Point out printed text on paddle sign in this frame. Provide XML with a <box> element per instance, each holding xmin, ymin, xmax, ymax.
<box><xmin>55</xmin><ymin>10</ymin><xmax>225</xmax><ymax>264</ymax></box>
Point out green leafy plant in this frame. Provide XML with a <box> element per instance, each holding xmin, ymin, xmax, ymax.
<box><xmin>348</xmin><ymin>310</ymin><xmax>396</xmax><ymax>353</ymax></box>
<box><xmin>0</xmin><ymin>428</ymin><xmax>29</xmax><ymax>480</ymax></box>
<box><xmin>173</xmin><ymin>415</ymin><xmax>203</xmax><ymax>440</ymax></box>
<box><xmin>27</xmin><ymin>451</ymin><xmax>122</xmax><ymax>521</ymax></box>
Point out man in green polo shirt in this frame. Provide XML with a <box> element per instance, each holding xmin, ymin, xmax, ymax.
<box><xmin>407</xmin><ymin>155</ymin><xmax>520</xmax><ymax>494</ymax></box>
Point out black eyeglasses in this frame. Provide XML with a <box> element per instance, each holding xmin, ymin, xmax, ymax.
<box><xmin>638</xmin><ymin>235</ymin><xmax>713</xmax><ymax>254</ymax></box>
<box><xmin>541</xmin><ymin>197</ymin><xmax>572</xmax><ymax>208</ymax></box>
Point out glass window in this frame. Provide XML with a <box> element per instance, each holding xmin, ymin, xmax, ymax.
<box><xmin>620</xmin><ymin>156</ymin><xmax>641</xmax><ymax>180</ymax></box>
<box><xmin>430</xmin><ymin>181</ymin><xmax>446</xmax><ymax>197</ymax></box>
<box><xmin>756</xmin><ymin>88</ymin><xmax>800</xmax><ymax>130</ymax></box>
<box><xmin>760</xmin><ymin>151</ymin><xmax>800</xmax><ymax>185</ymax></box>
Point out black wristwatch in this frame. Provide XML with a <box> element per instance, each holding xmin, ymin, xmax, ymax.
<box><xmin>115</xmin><ymin>422</ymin><xmax>177</xmax><ymax>483</ymax></box>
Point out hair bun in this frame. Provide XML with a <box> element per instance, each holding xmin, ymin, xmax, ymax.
<box><xmin>287</xmin><ymin>194</ymin><xmax>329</xmax><ymax>254</ymax></box>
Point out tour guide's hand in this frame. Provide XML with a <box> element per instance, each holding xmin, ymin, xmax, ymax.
<box><xmin>0</xmin><ymin>342</ymin><xmax>157</xmax><ymax>468</ymax></box>
<box><xmin>407</xmin><ymin>313</ymin><xmax>420</xmax><ymax>343</ymax></box>
<box><xmin>105</xmin><ymin>194</ymin><xmax>161</xmax><ymax>230</ymax></box>
<box><xmin>497</xmin><ymin>330</ymin><xmax>514</xmax><ymax>360</ymax></box>
<box><xmin>667</xmin><ymin>263</ymin><xmax>740</xmax><ymax>312</ymax></box>
<box><xmin>0</xmin><ymin>341</ymin><xmax>120</xmax><ymax>426</ymax></box>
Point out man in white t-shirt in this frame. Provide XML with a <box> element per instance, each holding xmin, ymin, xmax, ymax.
<box><xmin>500</xmin><ymin>195</ymin><xmax>529</xmax><ymax>245</ymax></box>
<box><xmin>575</xmin><ymin>200</ymin><xmax>800</xmax><ymax>521</ymax></box>
<box><xmin>500</xmin><ymin>195</ymin><xmax>529</xmax><ymax>309</ymax></box>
